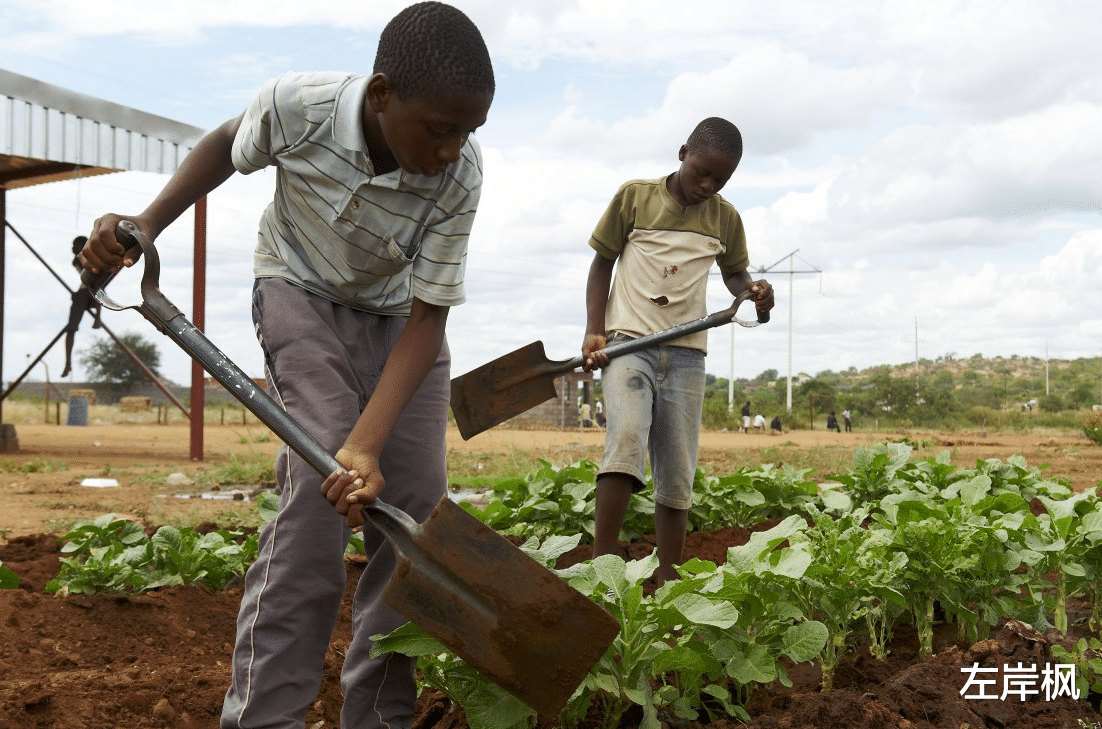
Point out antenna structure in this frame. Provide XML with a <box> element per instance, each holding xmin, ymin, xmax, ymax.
<box><xmin>755</xmin><ymin>250</ymin><xmax>822</xmax><ymax>412</ymax></box>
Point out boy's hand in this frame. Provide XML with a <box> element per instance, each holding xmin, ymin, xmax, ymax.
<box><xmin>321</xmin><ymin>448</ymin><xmax>385</xmax><ymax>529</ymax></box>
<box><xmin>582</xmin><ymin>333</ymin><xmax>609</xmax><ymax>371</ymax></box>
<box><xmin>81</xmin><ymin>214</ymin><xmax>147</xmax><ymax>274</ymax></box>
<box><xmin>748</xmin><ymin>279</ymin><xmax>775</xmax><ymax>318</ymax></box>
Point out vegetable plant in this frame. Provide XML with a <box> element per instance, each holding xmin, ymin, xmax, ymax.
<box><xmin>1020</xmin><ymin>491</ymin><xmax>1102</xmax><ymax>634</ymax></box>
<box><xmin>791</xmin><ymin>508</ymin><xmax>906</xmax><ymax>684</ymax></box>
<box><xmin>871</xmin><ymin>493</ymin><xmax>973</xmax><ymax>659</ymax></box>
<box><xmin>719</xmin><ymin>516</ymin><xmax>830</xmax><ymax>694</ymax></box>
<box><xmin>460</xmin><ymin>459</ymin><xmax>600</xmax><ymax>541</ymax></box>
<box><xmin>46</xmin><ymin>514</ymin><xmax>256</xmax><ymax>595</ymax></box>
<box><xmin>832</xmin><ymin>442</ymin><xmax>913</xmax><ymax>503</ymax></box>
<box><xmin>0</xmin><ymin>561</ymin><xmax>18</xmax><ymax>589</ymax></box>
<box><xmin>1051</xmin><ymin>636</ymin><xmax>1102</xmax><ymax>701</ymax></box>
<box><xmin>372</xmin><ymin>622</ymin><xmax>534</xmax><ymax>729</ymax></box>
<box><xmin>690</xmin><ymin>464</ymin><xmax>818</xmax><ymax>531</ymax></box>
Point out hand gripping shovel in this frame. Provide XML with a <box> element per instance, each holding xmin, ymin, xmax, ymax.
<box><xmin>82</xmin><ymin>221</ymin><xmax>619</xmax><ymax>716</ymax></box>
<box><xmin>451</xmin><ymin>294</ymin><xmax>769</xmax><ymax>440</ymax></box>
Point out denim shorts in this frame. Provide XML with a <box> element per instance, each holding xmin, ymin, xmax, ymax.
<box><xmin>598</xmin><ymin>337</ymin><xmax>706</xmax><ymax>510</ymax></box>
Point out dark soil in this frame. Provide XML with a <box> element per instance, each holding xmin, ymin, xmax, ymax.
<box><xmin>2</xmin><ymin>524</ymin><xmax>1100</xmax><ymax>729</ymax></box>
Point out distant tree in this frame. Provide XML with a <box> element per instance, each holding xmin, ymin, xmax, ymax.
<box><xmin>1038</xmin><ymin>394</ymin><xmax>1066</xmax><ymax>412</ymax></box>
<box><xmin>79</xmin><ymin>332</ymin><xmax>162</xmax><ymax>391</ymax></box>
<box><xmin>1070</xmin><ymin>382</ymin><xmax>1098</xmax><ymax>408</ymax></box>
<box><xmin>756</xmin><ymin>368</ymin><xmax>778</xmax><ymax>382</ymax></box>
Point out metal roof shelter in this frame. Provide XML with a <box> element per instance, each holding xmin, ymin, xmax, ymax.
<box><xmin>1</xmin><ymin>67</ymin><xmax>211</xmax><ymax>457</ymax></box>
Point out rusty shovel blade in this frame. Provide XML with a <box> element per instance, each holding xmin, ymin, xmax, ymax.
<box><xmin>450</xmin><ymin>341</ymin><xmax>574</xmax><ymax>440</ymax></box>
<box><xmin>372</xmin><ymin>497</ymin><xmax>620</xmax><ymax>716</ymax></box>
<box><xmin>89</xmin><ymin>221</ymin><xmax>620</xmax><ymax>717</ymax></box>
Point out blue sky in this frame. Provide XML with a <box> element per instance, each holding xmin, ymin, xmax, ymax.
<box><xmin>3</xmin><ymin>0</ymin><xmax>1101</xmax><ymax>406</ymax></box>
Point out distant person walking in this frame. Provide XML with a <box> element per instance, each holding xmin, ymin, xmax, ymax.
<box><xmin>826</xmin><ymin>410</ymin><xmax>841</xmax><ymax>432</ymax></box>
<box><xmin>842</xmin><ymin>408</ymin><xmax>852</xmax><ymax>432</ymax></box>
<box><xmin>753</xmin><ymin>413</ymin><xmax>765</xmax><ymax>433</ymax></box>
<box><xmin>740</xmin><ymin>400</ymin><xmax>751</xmax><ymax>433</ymax></box>
<box><xmin>770</xmin><ymin>415</ymin><xmax>782</xmax><ymax>434</ymax></box>
<box><xmin>579</xmin><ymin>401</ymin><xmax>593</xmax><ymax>428</ymax></box>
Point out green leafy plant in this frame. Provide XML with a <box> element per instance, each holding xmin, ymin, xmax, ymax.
<box><xmin>370</xmin><ymin>537</ymin><xmax>592</xmax><ymax>729</ymax></box>
<box><xmin>1020</xmin><ymin>491</ymin><xmax>1102</xmax><ymax>634</ymax></box>
<box><xmin>0</xmin><ymin>562</ymin><xmax>19</xmax><ymax>589</ymax></box>
<box><xmin>460</xmin><ymin>459</ymin><xmax>599</xmax><ymax>541</ymax></box>
<box><xmin>690</xmin><ymin>465</ymin><xmax>818</xmax><ymax>530</ymax></box>
<box><xmin>1</xmin><ymin>458</ymin><xmax>69</xmax><ymax>474</ymax></box>
<box><xmin>568</xmin><ymin>552</ymin><xmax>743</xmax><ymax>729</ymax></box>
<box><xmin>793</xmin><ymin>509</ymin><xmax>906</xmax><ymax>686</ymax></box>
<box><xmin>373</xmin><ymin>622</ymin><xmax>532</xmax><ymax>729</ymax></box>
<box><xmin>832</xmin><ymin>442</ymin><xmax>913</xmax><ymax>503</ymax></box>
<box><xmin>971</xmin><ymin>454</ymin><xmax>1072</xmax><ymax>502</ymax></box>
<box><xmin>45</xmin><ymin>514</ymin><xmax>256</xmax><ymax>595</ymax></box>
<box><xmin>871</xmin><ymin>494</ymin><xmax>974</xmax><ymax>659</ymax></box>
<box><xmin>374</xmin><ymin>533</ymin><xmax>824</xmax><ymax>729</ymax></box>
<box><xmin>1051</xmin><ymin>636</ymin><xmax>1102</xmax><ymax>701</ymax></box>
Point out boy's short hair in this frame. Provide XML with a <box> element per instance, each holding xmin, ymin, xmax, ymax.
<box><xmin>686</xmin><ymin>117</ymin><xmax>743</xmax><ymax>162</ymax></box>
<box><xmin>375</xmin><ymin>1</ymin><xmax>495</xmax><ymax>100</ymax></box>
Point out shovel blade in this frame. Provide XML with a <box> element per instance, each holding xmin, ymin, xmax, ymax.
<box><xmin>450</xmin><ymin>341</ymin><xmax>566</xmax><ymax>440</ymax></box>
<box><xmin>381</xmin><ymin>498</ymin><xmax>619</xmax><ymax>716</ymax></box>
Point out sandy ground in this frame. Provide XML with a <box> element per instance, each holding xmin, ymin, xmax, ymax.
<box><xmin>1</xmin><ymin>421</ymin><xmax>1099</xmax><ymax>537</ymax></box>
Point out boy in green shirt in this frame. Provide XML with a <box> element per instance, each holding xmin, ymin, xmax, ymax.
<box><xmin>582</xmin><ymin>117</ymin><xmax>773</xmax><ymax>586</ymax></box>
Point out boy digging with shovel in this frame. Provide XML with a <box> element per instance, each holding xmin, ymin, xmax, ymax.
<box><xmin>581</xmin><ymin>117</ymin><xmax>773</xmax><ymax>587</ymax></box>
<box><xmin>80</xmin><ymin>4</ymin><xmax>494</xmax><ymax>727</ymax></box>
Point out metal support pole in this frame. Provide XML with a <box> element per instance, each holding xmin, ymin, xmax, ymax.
<box><xmin>1</xmin><ymin>327</ymin><xmax>66</xmax><ymax>402</ymax></box>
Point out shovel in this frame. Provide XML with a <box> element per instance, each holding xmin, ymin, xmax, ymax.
<box><xmin>82</xmin><ymin>221</ymin><xmax>620</xmax><ymax>716</ymax></box>
<box><xmin>451</xmin><ymin>294</ymin><xmax>769</xmax><ymax>440</ymax></box>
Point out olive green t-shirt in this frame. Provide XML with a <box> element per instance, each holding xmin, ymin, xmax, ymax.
<box><xmin>589</xmin><ymin>176</ymin><xmax>749</xmax><ymax>352</ymax></box>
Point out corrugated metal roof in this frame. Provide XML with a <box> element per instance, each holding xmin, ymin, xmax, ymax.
<box><xmin>0</xmin><ymin>68</ymin><xmax>206</xmax><ymax>189</ymax></box>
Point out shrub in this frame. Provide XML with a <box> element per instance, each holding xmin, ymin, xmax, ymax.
<box><xmin>1085</xmin><ymin>411</ymin><xmax>1102</xmax><ymax>445</ymax></box>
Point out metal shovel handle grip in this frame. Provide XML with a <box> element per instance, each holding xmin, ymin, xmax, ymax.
<box><xmin>84</xmin><ymin>222</ymin><xmax>411</xmax><ymax>528</ymax></box>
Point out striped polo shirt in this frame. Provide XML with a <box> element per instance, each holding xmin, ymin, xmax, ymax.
<box><xmin>589</xmin><ymin>176</ymin><xmax>749</xmax><ymax>353</ymax></box>
<box><xmin>232</xmin><ymin>71</ymin><xmax>482</xmax><ymax>315</ymax></box>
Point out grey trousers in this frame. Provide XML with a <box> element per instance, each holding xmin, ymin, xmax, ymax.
<box><xmin>221</xmin><ymin>278</ymin><xmax>449</xmax><ymax>729</ymax></box>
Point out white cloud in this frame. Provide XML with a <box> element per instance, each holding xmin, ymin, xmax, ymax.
<box><xmin>3</xmin><ymin>0</ymin><xmax>1102</xmax><ymax>396</ymax></box>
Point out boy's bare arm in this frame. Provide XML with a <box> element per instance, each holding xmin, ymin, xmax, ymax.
<box><xmin>321</xmin><ymin>297</ymin><xmax>449</xmax><ymax>526</ymax></box>
<box><xmin>81</xmin><ymin>114</ymin><xmax>245</xmax><ymax>274</ymax></box>
<box><xmin>722</xmin><ymin>269</ymin><xmax>775</xmax><ymax>317</ymax></box>
<box><xmin>582</xmin><ymin>252</ymin><xmax>615</xmax><ymax>370</ymax></box>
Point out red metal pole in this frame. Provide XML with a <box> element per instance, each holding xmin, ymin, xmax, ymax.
<box><xmin>1</xmin><ymin>189</ymin><xmax>6</xmax><ymax>427</ymax></box>
<box><xmin>190</xmin><ymin>198</ymin><xmax>207</xmax><ymax>461</ymax></box>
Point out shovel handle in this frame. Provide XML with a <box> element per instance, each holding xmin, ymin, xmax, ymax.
<box><xmin>90</xmin><ymin>222</ymin><xmax>411</xmax><ymax>528</ymax></box>
<box><xmin>574</xmin><ymin>289</ymin><xmax>764</xmax><ymax>370</ymax></box>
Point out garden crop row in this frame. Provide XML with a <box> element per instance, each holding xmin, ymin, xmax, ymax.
<box><xmin>381</xmin><ymin>443</ymin><xmax>1102</xmax><ymax>729</ymax></box>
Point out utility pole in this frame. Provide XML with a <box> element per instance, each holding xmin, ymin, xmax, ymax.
<box><xmin>915</xmin><ymin>317</ymin><xmax>920</xmax><ymax>400</ymax></box>
<box><xmin>754</xmin><ymin>250</ymin><xmax>822</xmax><ymax>413</ymax></box>
<box><xmin>1045</xmin><ymin>341</ymin><xmax>1050</xmax><ymax>396</ymax></box>
<box><xmin>728</xmin><ymin>329</ymin><xmax>735</xmax><ymax>412</ymax></box>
